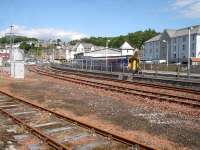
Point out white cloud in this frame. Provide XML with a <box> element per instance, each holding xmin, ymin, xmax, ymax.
<box><xmin>172</xmin><ymin>0</ymin><xmax>200</xmax><ymax>18</ymax></box>
<box><xmin>0</xmin><ymin>25</ymin><xmax>88</xmax><ymax>41</ymax></box>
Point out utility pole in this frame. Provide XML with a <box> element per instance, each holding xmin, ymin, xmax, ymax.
<box><xmin>162</xmin><ymin>40</ymin><xmax>169</xmax><ymax>67</ymax></box>
<box><xmin>188</xmin><ymin>27</ymin><xmax>193</xmax><ymax>78</ymax></box>
<box><xmin>106</xmin><ymin>40</ymin><xmax>110</xmax><ymax>71</ymax></box>
<box><xmin>9</xmin><ymin>25</ymin><xmax>14</xmax><ymax>61</ymax></box>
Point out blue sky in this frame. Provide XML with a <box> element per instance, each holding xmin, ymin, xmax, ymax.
<box><xmin>0</xmin><ymin>0</ymin><xmax>200</xmax><ymax>40</ymax></box>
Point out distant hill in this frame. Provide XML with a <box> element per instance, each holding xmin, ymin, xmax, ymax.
<box><xmin>0</xmin><ymin>36</ymin><xmax>38</xmax><ymax>44</ymax></box>
<box><xmin>69</xmin><ymin>29</ymin><xmax>159</xmax><ymax>50</ymax></box>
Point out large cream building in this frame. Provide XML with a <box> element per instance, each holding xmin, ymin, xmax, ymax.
<box><xmin>144</xmin><ymin>25</ymin><xmax>200</xmax><ymax>63</ymax></box>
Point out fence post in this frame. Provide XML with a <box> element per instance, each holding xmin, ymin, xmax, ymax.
<box><xmin>82</xmin><ymin>59</ymin><xmax>83</xmax><ymax>70</ymax></box>
<box><xmin>90</xmin><ymin>59</ymin><xmax>92</xmax><ymax>70</ymax></box>
<box><xmin>86</xmin><ymin>60</ymin><xmax>87</xmax><ymax>70</ymax></box>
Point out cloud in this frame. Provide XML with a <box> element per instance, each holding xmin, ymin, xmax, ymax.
<box><xmin>0</xmin><ymin>25</ymin><xmax>88</xmax><ymax>41</ymax></box>
<box><xmin>172</xmin><ymin>0</ymin><xmax>200</xmax><ymax>18</ymax></box>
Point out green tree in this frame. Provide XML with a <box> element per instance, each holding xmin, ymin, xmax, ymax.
<box><xmin>19</xmin><ymin>42</ymin><xmax>31</xmax><ymax>53</ymax></box>
<box><xmin>69</xmin><ymin>29</ymin><xmax>158</xmax><ymax>50</ymax></box>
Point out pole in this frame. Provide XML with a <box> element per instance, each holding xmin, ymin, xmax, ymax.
<box><xmin>9</xmin><ymin>25</ymin><xmax>14</xmax><ymax>77</ymax></box>
<box><xmin>106</xmin><ymin>40</ymin><xmax>110</xmax><ymax>72</ymax></box>
<box><xmin>106</xmin><ymin>41</ymin><xmax>108</xmax><ymax>71</ymax></box>
<box><xmin>188</xmin><ymin>27</ymin><xmax>191</xmax><ymax>78</ymax></box>
<box><xmin>167</xmin><ymin>41</ymin><xmax>169</xmax><ymax>67</ymax></box>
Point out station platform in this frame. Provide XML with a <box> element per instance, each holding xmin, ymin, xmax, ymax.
<box><xmin>51</xmin><ymin>64</ymin><xmax>200</xmax><ymax>90</ymax></box>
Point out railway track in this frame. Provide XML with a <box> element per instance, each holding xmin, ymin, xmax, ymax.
<box><xmin>30</xmin><ymin>67</ymin><xmax>200</xmax><ymax>108</ymax></box>
<box><xmin>50</xmin><ymin>66</ymin><xmax>200</xmax><ymax>95</ymax></box>
<box><xmin>0</xmin><ymin>90</ymin><xmax>154</xmax><ymax>150</ymax></box>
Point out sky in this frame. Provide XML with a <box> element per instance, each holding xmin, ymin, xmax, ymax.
<box><xmin>0</xmin><ymin>0</ymin><xmax>200</xmax><ymax>41</ymax></box>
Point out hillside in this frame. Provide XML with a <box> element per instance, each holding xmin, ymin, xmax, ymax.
<box><xmin>70</xmin><ymin>29</ymin><xmax>158</xmax><ymax>49</ymax></box>
<box><xmin>0</xmin><ymin>36</ymin><xmax>38</xmax><ymax>44</ymax></box>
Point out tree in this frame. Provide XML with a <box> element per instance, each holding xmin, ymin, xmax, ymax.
<box><xmin>19</xmin><ymin>42</ymin><xmax>31</xmax><ymax>53</ymax></box>
<box><xmin>69</xmin><ymin>29</ymin><xmax>158</xmax><ymax>50</ymax></box>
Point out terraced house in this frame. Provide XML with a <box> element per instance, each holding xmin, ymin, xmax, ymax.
<box><xmin>144</xmin><ymin>25</ymin><xmax>200</xmax><ymax>63</ymax></box>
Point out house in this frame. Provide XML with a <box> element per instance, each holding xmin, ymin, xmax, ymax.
<box><xmin>76</xmin><ymin>41</ymin><xmax>138</xmax><ymax>59</ymax></box>
<box><xmin>65</xmin><ymin>41</ymin><xmax>139</xmax><ymax>60</ymax></box>
<box><xmin>144</xmin><ymin>25</ymin><xmax>200</xmax><ymax>63</ymax></box>
<box><xmin>120</xmin><ymin>41</ymin><xmax>135</xmax><ymax>56</ymax></box>
<box><xmin>65</xmin><ymin>43</ymin><xmax>104</xmax><ymax>60</ymax></box>
<box><xmin>0</xmin><ymin>45</ymin><xmax>10</xmax><ymax>61</ymax></box>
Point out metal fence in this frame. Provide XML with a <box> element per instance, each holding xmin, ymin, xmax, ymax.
<box><xmin>140</xmin><ymin>63</ymin><xmax>200</xmax><ymax>74</ymax></box>
<box><xmin>64</xmin><ymin>59</ymin><xmax>129</xmax><ymax>73</ymax></box>
<box><xmin>62</xmin><ymin>59</ymin><xmax>200</xmax><ymax>79</ymax></box>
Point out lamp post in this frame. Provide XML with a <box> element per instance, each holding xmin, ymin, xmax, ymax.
<box><xmin>106</xmin><ymin>40</ymin><xmax>110</xmax><ymax>71</ymax></box>
<box><xmin>162</xmin><ymin>40</ymin><xmax>169</xmax><ymax>67</ymax></box>
<box><xmin>187</xmin><ymin>27</ymin><xmax>192</xmax><ymax>78</ymax></box>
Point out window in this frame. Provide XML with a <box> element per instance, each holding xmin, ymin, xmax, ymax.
<box><xmin>183</xmin><ymin>36</ymin><xmax>186</xmax><ymax>42</ymax></box>
<box><xmin>182</xmin><ymin>44</ymin><xmax>185</xmax><ymax>51</ymax></box>
<box><xmin>192</xmin><ymin>43</ymin><xmax>195</xmax><ymax>50</ymax></box>
<box><xmin>156</xmin><ymin>49</ymin><xmax>158</xmax><ymax>53</ymax></box>
<box><xmin>192</xmin><ymin>35</ymin><xmax>195</xmax><ymax>41</ymax></box>
<box><xmin>173</xmin><ymin>46</ymin><xmax>176</xmax><ymax>52</ymax></box>
<box><xmin>150</xmin><ymin>49</ymin><xmax>152</xmax><ymax>54</ymax></box>
<box><xmin>192</xmin><ymin>53</ymin><xmax>195</xmax><ymax>57</ymax></box>
<box><xmin>173</xmin><ymin>54</ymin><xmax>176</xmax><ymax>58</ymax></box>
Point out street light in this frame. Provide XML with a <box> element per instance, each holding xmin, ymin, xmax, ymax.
<box><xmin>106</xmin><ymin>40</ymin><xmax>110</xmax><ymax>71</ymax></box>
<box><xmin>162</xmin><ymin>40</ymin><xmax>169</xmax><ymax>67</ymax></box>
<box><xmin>188</xmin><ymin>27</ymin><xmax>193</xmax><ymax>78</ymax></box>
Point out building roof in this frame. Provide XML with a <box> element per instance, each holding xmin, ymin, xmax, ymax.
<box><xmin>81</xmin><ymin>43</ymin><xmax>95</xmax><ymax>49</ymax></box>
<box><xmin>120</xmin><ymin>41</ymin><xmax>134</xmax><ymax>49</ymax></box>
<box><xmin>145</xmin><ymin>25</ymin><xmax>200</xmax><ymax>43</ymax></box>
<box><xmin>84</xmin><ymin>48</ymin><xmax>121</xmax><ymax>54</ymax></box>
<box><xmin>145</xmin><ymin>34</ymin><xmax>162</xmax><ymax>43</ymax></box>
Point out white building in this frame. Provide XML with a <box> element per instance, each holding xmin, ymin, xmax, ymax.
<box><xmin>120</xmin><ymin>41</ymin><xmax>135</xmax><ymax>56</ymax></box>
<box><xmin>144</xmin><ymin>25</ymin><xmax>200</xmax><ymax>63</ymax></box>
<box><xmin>66</xmin><ymin>43</ymin><xmax>104</xmax><ymax>60</ymax></box>
<box><xmin>84</xmin><ymin>48</ymin><xmax>121</xmax><ymax>58</ymax></box>
<box><xmin>66</xmin><ymin>41</ymin><xmax>137</xmax><ymax>60</ymax></box>
<box><xmin>10</xmin><ymin>48</ymin><xmax>25</xmax><ymax>79</ymax></box>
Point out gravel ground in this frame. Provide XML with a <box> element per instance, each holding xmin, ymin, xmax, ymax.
<box><xmin>0</xmin><ymin>110</ymin><xmax>50</xmax><ymax>150</ymax></box>
<box><xmin>0</xmin><ymin>69</ymin><xmax>200</xmax><ymax>150</ymax></box>
<box><xmin>57</xmin><ymin>72</ymin><xmax>200</xmax><ymax>100</ymax></box>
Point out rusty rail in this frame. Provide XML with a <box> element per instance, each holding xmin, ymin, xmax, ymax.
<box><xmin>50</xmin><ymin>65</ymin><xmax>200</xmax><ymax>95</ymax></box>
<box><xmin>0</xmin><ymin>90</ymin><xmax>155</xmax><ymax>150</ymax></box>
<box><xmin>31</xmin><ymin>67</ymin><xmax>200</xmax><ymax>108</ymax></box>
<box><xmin>0</xmin><ymin>108</ymin><xmax>69</xmax><ymax>150</ymax></box>
<box><xmin>48</xmin><ymin>67</ymin><xmax>200</xmax><ymax>103</ymax></box>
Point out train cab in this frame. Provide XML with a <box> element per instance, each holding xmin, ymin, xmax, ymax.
<box><xmin>128</xmin><ymin>52</ymin><xmax>140</xmax><ymax>73</ymax></box>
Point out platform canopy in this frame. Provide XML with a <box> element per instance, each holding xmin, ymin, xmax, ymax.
<box><xmin>120</xmin><ymin>41</ymin><xmax>134</xmax><ymax>50</ymax></box>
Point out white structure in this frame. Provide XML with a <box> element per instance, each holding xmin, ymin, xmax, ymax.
<box><xmin>66</xmin><ymin>41</ymin><xmax>137</xmax><ymax>60</ymax></box>
<box><xmin>66</xmin><ymin>43</ymin><xmax>103</xmax><ymax>60</ymax></box>
<box><xmin>84</xmin><ymin>48</ymin><xmax>121</xmax><ymax>58</ymax></box>
<box><xmin>144</xmin><ymin>25</ymin><xmax>200</xmax><ymax>63</ymax></box>
<box><xmin>120</xmin><ymin>41</ymin><xmax>135</xmax><ymax>56</ymax></box>
<box><xmin>0</xmin><ymin>57</ymin><xmax>2</xmax><ymax>66</ymax></box>
<box><xmin>10</xmin><ymin>48</ymin><xmax>25</xmax><ymax>79</ymax></box>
